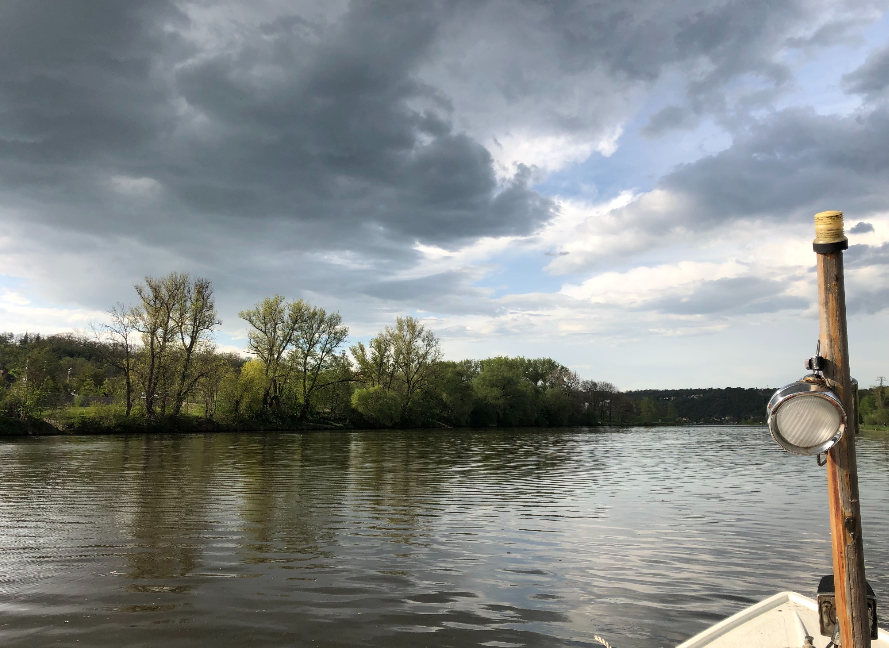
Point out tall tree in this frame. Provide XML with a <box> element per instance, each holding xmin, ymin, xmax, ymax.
<box><xmin>134</xmin><ymin>275</ymin><xmax>180</xmax><ymax>418</ymax></box>
<box><xmin>170</xmin><ymin>277</ymin><xmax>220</xmax><ymax>415</ymax></box>
<box><xmin>351</xmin><ymin>317</ymin><xmax>442</xmax><ymax>424</ymax></box>
<box><xmin>133</xmin><ymin>273</ymin><xmax>219</xmax><ymax>418</ymax></box>
<box><xmin>351</xmin><ymin>332</ymin><xmax>396</xmax><ymax>389</ymax></box>
<box><xmin>389</xmin><ymin>316</ymin><xmax>442</xmax><ymax>419</ymax></box>
<box><xmin>239</xmin><ymin>295</ymin><xmax>301</xmax><ymax>410</ymax></box>
<box><xmin>472</xmin><ymin>356</ymin><xmax>539</xmax><ymax>427</ymax></box>
<box><xmin>291</xmin><ymin>304</ymin><xmax>349</xmax><ymax>420</ymax></box>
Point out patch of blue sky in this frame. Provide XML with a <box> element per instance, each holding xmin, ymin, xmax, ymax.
<box><xmin>0</xmin><ymin>272</ymin><xmax>100</xmax><ymax>314</ymax></box>
<box><xmin>857</xmin><ymin>9</ymin><xmax>889</xmax><ymax>50</ymax></box>
<box><xmin>473</xmin><ymin>249</ymin><xmax>567</xmax><ymax>298</ymax></box>
<box><xmin>534</xmin><ymin>106</ymin><xmax>732</xmax><ymax>204</ymax></box>
<box><xmin>215</xmin><ymin>330</ymin><xmax>248</xmax><ymax>355</ymax></box>
<box><xmin>775</xmin><ymin>41</ymin><xmax>875</xmax><ymax>117</ymax></box>
<box><xmin>534</xmin><ymin>17</ymin><xmax>889</xmax><ymax>209</ymax></box>
<box><xmin>0</xmin><ymin>274</ymin><xmax>25</xmax><ymax>294</ymax></box>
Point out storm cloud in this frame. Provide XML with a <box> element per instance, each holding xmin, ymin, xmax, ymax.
<box><xmin>3</xmin><ymin>0</ymin><xmax>889</xmax><ymax>386</ymax></box>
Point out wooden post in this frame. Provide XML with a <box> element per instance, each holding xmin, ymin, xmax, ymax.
<box><xmin>815</xmin><ymin>210</ymin><xmax>870</xmax><ymax>648</ymax></box>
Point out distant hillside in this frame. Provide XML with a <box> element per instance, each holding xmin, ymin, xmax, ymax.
<box><xmin>624</xmin><ymin>388</ymin><xmax>773</xmax><ymax>425</ymax></box>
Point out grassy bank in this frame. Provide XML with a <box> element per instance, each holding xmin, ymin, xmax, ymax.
<box><xmin>0</xmin><ymin>413</ymin><xmax>351</xmax><ymax>437</ymax></box>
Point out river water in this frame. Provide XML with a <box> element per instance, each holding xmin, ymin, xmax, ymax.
<box><xmin>0</xmin><ymin>427</ymin><xmax>888</xmax><ymax>648</ymax></box>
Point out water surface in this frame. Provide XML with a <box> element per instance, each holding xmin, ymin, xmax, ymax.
<box><xmin>1</xmin><ymin>426</ymin><xmax>888</xmax><ymax>647</ymax></box>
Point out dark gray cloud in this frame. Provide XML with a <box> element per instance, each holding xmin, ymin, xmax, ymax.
<box><xmin>362</xmin><ymin>270</ymin><xmax>500</xmax><ymax>316</ymax></box>
<box><xmin>664</xmin><ymin>108</ymin><xmax>888</xmax><ymax>223</ymax></box>
<box><xmin>647</xmin><ymin>277</ymin><xmax>808</xmax><ymax>316</ymax></box>
<box><xmin>848</xmin><ymin>287</ymin><xmax>889</xmax><ymax>314</ymax></box>
<box><xmin>642</xmin><ymin>105</ymin><xmax>697</xmax><ymax>138</ymax></box>
<box><xmin>850</xmin><ymin>221</ymin><xmax>876</xmax><ymax>234</ymax></box>
<box><xmin>0</xmin><ymin>1</ymin><xmax>553</xmax><ymax>251</ymax></box>
<box><xmin>846</xmin><ymin>242</ymin><xmax>889</xmax><ymax>266</ymax></box>
<box><xmin>843</xmin><ymin>41</ymin><xmax>889</xmax><ymax>100</ymax></box>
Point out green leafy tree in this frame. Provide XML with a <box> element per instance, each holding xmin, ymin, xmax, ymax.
<box><xmin>240</xmin><ymin>296</ymin><xmax>350</xmax><ymax>419</ymax></box>
<box><xmin>351</xmin><ymin>316</ymin><xmax>441</xmax><ymax>425</ymax></box>
<box><xmin>640</xmin><ymin>396</ymin><xmax>657</xmax><ymax>425</ymax></box>
<box><xmin>432</xmin><ymin>360</ymin><xmax>477</xmax><ymax>427</ymax></box>
<box><xmin>390</xmin><ymin>317</ymin><xmax>442</xmax><ymax>420</ymax></box>
<box><xmin>218</xmin><ymin>359</ymin><xmax>267</xmax><ymax>419</ymax></box>
<box><xmin>311</xmin><ymin>352</ymin><xmax>355</xmax><ymax>421</ymax></box>
<box><xmin>239</xmin><ymin>295</ymin><xmax>301</xmax><ymax>411</ymax></box>
<box><xmin>351</xmin><ymin>333</ymin><xmax>396</xmax><ymax>389</ymax></box>
<box><xmin>472</xmin><ymin>357</ymin><xmax>540</xmax><ymax>427</ymax></box>
<box><xmin>133</xmin><ymin>273</ymin><xmax>219</xmax><ymax>418</ymax></box>
<box><xmin>3</xmin><ymin>348</ymin><xmax>54</xmax><ymax>419</ymax></box>
<box><xmin>351</xmin><ymin>385</ymin><xmax>401</xmax><ymax>427</ymax></box>
<box><xmin>291</xmin><ymin>303</ymin><xmax>349</xmax><ymax>420</ymax></box>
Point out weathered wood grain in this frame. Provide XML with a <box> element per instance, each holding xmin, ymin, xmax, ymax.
<box><xmin>818</xmin><ymin>249</ymin><xmax>871</xmax><ymax>648</ymax></box>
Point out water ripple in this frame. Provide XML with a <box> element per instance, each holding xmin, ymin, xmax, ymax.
<box><xmin>0</xmin><ymin>427</ymin><xmax>887</xmax><ymax>647</ymax></box>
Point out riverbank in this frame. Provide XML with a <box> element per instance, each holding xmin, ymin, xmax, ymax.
<box><xmin>0</xmin><ymin>415</ymin><xmax>772</xmax><ymax>437</ymax></box>
<box><xmin>0</xmin><ymin>415</ymin><xmax>351</xmax><ymax>437</ymax></box>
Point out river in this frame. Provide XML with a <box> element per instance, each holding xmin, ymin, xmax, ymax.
<box><xmin>0</xmin><ymin>427</ymin><xmax>888</xmax><ymax>647</ymax></box>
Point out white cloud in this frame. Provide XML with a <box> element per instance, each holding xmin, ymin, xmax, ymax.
<box><xmin>560</xmin><ymin>260</ymin><xmax>749</xmax><ymax>304</ymax></box>
<box><xmin>0</xmin><ymin>297</ymin><xmax>105</xmax><ymax>335</ymax></box>
<box><xmin>0</xmin><ymin>290</ymin><xmax>30</xmax><ymax>306</ymax></box>
<box><xmin>487</xmin><ymin>124</ymin><xmax>625</xmax><ymax>178</ymax></box>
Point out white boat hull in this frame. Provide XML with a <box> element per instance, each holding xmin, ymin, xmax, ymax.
<box><xmin>677</xmin><ymin>591</ymin><xmax>889</xmax><ymax>648</ymax></box>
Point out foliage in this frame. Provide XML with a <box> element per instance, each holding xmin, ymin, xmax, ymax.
<box><xmin>351</xmin><ymin>316</ymin><xmax>442</xmax><ymax>424</ymax></box>
<box><xmin>624</xmin><ymin>388</ymin><xmax>773</xmax><ymax>424</ymax></box>
<box><xmin>859</xmin><ymin>379</ymin><xmax>889</xmax><ymax>427</ymax></box>
<box><xmin>217</xmin><ymin>359</ymin><xmax>266</xmax><ymax>420</ymax></box>
<box><xmin>351</xmin><ymin>386</ymin><xmax>401</xmax><ymax>427</ymax></box>
<box><xmin>471</xmin><ymin>356</ymin><xmax>541</xmax><ymax>426</ymax></box>
<box><xmin>0</xmin><ymin>272</ymin><xmax>669</xmax><ymax>434</ymax></box>
<box><xmin>133</xmin><ymin>272</ymin><xmax>220</xmax><ymax>418</ymax></box>
<box><xmin>239</xmin><ymin>296</ymin><xmax>349</xmax><ymax>419</ymax></box>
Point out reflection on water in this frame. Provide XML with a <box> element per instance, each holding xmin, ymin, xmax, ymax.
<box><xmin>0</xmin><ymin>427</ymin><xmax>888</xmax><ymax>647</ymax></box>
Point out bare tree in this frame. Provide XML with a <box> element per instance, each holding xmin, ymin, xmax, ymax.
<box><xmin>95</xmin><ymin>303</ymin><xmax>140</xmax><ymax>416</ymax></box>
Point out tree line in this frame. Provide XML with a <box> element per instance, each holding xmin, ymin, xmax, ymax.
<box><xmin>0</xmin><ymin>273</ymin><xmax>634</xmax><ymax>432</ymax></box>
<box><xmin>859</xmin><ymin>378</ymin><xmax>889</xmax><ymax>427</ymax></box>
<box><xmin>625</xmin><ymin>388</ymin><xmax>774</xmax><ymax>425</ymax></box>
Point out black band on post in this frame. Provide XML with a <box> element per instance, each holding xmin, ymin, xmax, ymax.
<box><xmin>813</xmin><ymin>240</ymin><xmax>848</xmax><ymax>254</ymax></box>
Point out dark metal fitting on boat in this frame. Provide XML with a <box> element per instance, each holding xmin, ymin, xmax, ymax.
<box><xmin>805</xmin><ymin>355</ymin><xmax>826</xmax><ymax>373</ymax></box>
<box><xmin>817</xmin><ymin>575</ymin><xmax>878</xmax><ymax>640</ymax></box>
<box><xmin>804</xmin><ymin>340</ymin><xmax>826</xmax><ymax>379</ymax></box>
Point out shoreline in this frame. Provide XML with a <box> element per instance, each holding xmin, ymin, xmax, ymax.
<box><xmin>0</xmin><ymin>417</ymin><xmax>770</xmax><ymax>437</ymax></box>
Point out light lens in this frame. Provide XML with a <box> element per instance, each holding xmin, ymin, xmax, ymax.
<box><xmin>775</xmin><ymin>395</ymin><xmax>842</xmax><ymax>450</ymax></box>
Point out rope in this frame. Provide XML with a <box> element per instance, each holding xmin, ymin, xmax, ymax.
<box><xmin>593</xmin><ymin>635</ymin><xmax>614</xmax><ymax>648</ymax></box>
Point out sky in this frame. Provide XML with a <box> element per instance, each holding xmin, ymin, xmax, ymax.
<box><xmin>3</xmin><ymin>0</ymin><xmax>889</xmax><ymax>389</ymax></box>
